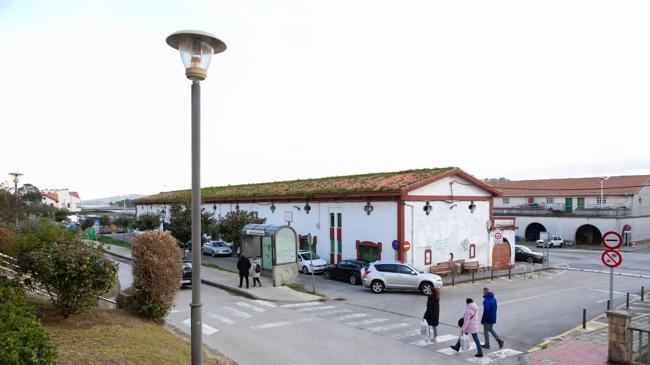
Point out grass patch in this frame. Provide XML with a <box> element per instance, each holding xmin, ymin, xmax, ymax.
<box><xmin>30</xmin><ymin>297</ymin><xmax>232</xmax><ymax>365</ymax></box>
<box><xmin>98</xmin><ymin>236</ymin><xmax>131</xmax><ymax>248</ymax></box>
<box><xmin>202</xmin><ymin>262</ymin><xmax>238</xmax><ymax>274</ymax></box>
<box><xmin>284</xmin><ymin>283</ymin><xmax>327</xmax><ymax>300</ymax></box>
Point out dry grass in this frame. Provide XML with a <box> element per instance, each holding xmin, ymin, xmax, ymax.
<box><xmin>31</xmin><ymin>297</ymin><xmax>234</xmax><ymax>365</ymax></box>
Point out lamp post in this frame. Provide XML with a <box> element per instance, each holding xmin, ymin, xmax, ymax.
<box><xmin>600</xmin><ymin>176</ymin><xmax>609</xmax><ymax>209</ymax></box>
<box><xmin>9</xmin><ymin>172</ymin><xmax>22</xmax><ymax>226</ymax></box>
<box><xmin>166</xmin><ymin>30</ymin><xmax>226</xmax><ymax>365</ymax></box>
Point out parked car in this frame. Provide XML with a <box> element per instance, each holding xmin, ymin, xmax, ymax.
<box><xmin>297</xmin><ymin>250</ymin><xmax>328</xmax><ymax>274</ymax></box>
<box><xmin>181</xmin><ymin>260</ymin><xmax>192</xmax><ymax>287</ymax></box>
<box><xmin>514</xmin><ymin>245</ymin><xmax>544</xmax><ymax>264</ymax></box>
<box><xmin>323</xmin><ymin>259</ymin><xmax>369</xmax><ymax>285</ymax></box>
<box><xmin>536</xmin><ymin>236</ymin><xmax>564</xmax><ymax>248</ymax></box>
<box><xmin>201</xmin><ymin>240</ymin><xmax>233</xmax><ymax>257</ymax></box>
<box><xmin>362</xmin><ymin>262</ymin><xmax>443</xmax><ymax>294</ymax></box>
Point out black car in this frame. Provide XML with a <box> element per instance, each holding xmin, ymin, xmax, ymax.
<box><xmin>181</xmin><ymin>260</ymin><xmax>192</xmax><ymax>287</ymax></box>
<box><xmin>323</xmin><ymin>259</ymin><xmax>369</xmax><ymax>285</ymax></box>
<box><xmin>514</xmin><ymin>245</ymin><xmax>544</xmax><ymax>264</ymax></box>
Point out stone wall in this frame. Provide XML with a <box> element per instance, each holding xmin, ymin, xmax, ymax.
<box><xmin>607</xmin><ymin>310</ymin><xmax>632</xmax><ymax>364</ymax></box>
<box><xmin>272</xmin><ymin>263</ymin><xmax>299</xmax><ymax>287</ymax></box>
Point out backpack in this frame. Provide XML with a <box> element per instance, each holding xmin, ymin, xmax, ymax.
<box><xmin>255</xmin><ymin>263</ymin><xmax>261</xmax><ymax>273</ymax></box>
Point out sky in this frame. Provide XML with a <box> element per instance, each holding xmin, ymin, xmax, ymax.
<box><xmin>1</xmin><ymin>0</ymin><xmax>649</xmax><ymax>200</ymax></box>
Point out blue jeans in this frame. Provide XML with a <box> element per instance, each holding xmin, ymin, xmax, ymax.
<box><xmin>428</xmin><ymin>325</ymin><xmax>438</xmax><ymax>339</ymax></box>
<box><xmin>454</xmin><ymin>333</ymin><xmax>483</xmax><ymax>356</ymax></box>
<box><xmin>483</xmin><ymin>323</ymin><xmax>502</xmax><ymax>347</ymax></box>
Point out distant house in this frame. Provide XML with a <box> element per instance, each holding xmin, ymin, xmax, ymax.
<box><xmin>135</xmin><ymin>167</ymin><xmax>515</xmax><ymax>270</ymax></box>
<box><xmin>41</xmin><ymin>189</ymin><xmax>81</xmax><ymax>212</ymax></box>
<box><xmin>491</xmin><ymin>175</ymin><xmax>650</xmax><ymax>245</ymax></box>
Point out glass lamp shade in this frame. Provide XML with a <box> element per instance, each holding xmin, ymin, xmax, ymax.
<box><xmin>166</xmin><ymin>30</ymin><xmax>226</xmax><ymax>81</ymax></box>
<box><xmin>179</xmin><ymin>38</ymin><xmax>214</xmax><ymax>72</ymax></box>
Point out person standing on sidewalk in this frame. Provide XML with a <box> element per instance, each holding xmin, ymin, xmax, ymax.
<box><xmin>450</xmin><ymin>298</ymin><xmax>483</xmax><ymax>358</ymax></box>
<box><xmin>481</xmin><ymin>287</ymin><xmax>504</xmax><ymax>349</ymax></box>
<box><xmin>423</xmin><ymin>287</ymin><xmax>440</xmax><ymax>342</ymax></box>
<box><xmin>251</xmin><ymin>259</ymin><xmax>262</xmax><ymax>287</ymax></box>
<box><xmin>237</xmin><ymin>255</ymin><xmax>251</xmax><ymax>289</ymax></box>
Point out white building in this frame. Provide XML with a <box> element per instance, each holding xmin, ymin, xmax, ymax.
<box><xmin>41</xmin><ymin>189</ymin><xmax>82</xmax><ymax>212</ymax></box>
<box><xmin>135</xmin><ymin>167</ymin><xmax>514</xmax><ymax>271</ymax></box>
<box><xmin>491</xmin><ymin>175</ymin><xmax>650</xmax><ymax>245</ymax></box>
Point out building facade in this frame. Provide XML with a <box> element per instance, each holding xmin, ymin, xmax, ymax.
<box><xmin>135</xmin><ymin>167</ymin><xmax>514</xmax><ymax>271</ymax></box>
<box><xmin>41</xmin><ymin>189</ymin><xmax>81</xmax><ymax>212</ymax></box>
<box><xmin>491</xmin><ymin>175</ymin><xmax>650</xmax><ymax>245</ymax></box>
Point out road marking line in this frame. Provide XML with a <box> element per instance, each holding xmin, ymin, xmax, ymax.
<box><xmin>366</xmin><ymin>323</ymin><xmax>409</xmax><ymax>333</ymax></box>
<box><xmin>315</xmin><ymin>309</ymin><xmax>352</xmax><ymax>316</ymax></box>
<box><xmin>253</xmin><ymin>300</ymin><xmax>277</xmax><ymax>308</ymax></box>
<box><xmin>208</xmin><ymin>313</ymin><xmax>236</xmax><ymax>325</ymax></box>
<box><xmin>236</xmin><ymin>302</ymin><xmax>266</xmax><ymax>313</ymax></box>
<box><xmin>487</xmin><ymin>348</ymin><xmax>523</xmax><ymax>359</ymax></box>
<box><xmin>390</xmin><ymin>329</ymin><xmax>421</xmax><ymax>340</ymax></box>
<box><xmin>334</xmin><ymin>313</ymin><xmax>368</xmax><ymax>321</ymax></box>
<box><xmin>223</xmin><ymin>307</ymin><xmax>252</xmax><ymax>319</ymax></box>
<box><xmin>345</xmin><ymin>318</ymin><xmax>389</xmax><ymax>326</ymax></box>
<box><xmin>466</xmin><ymin>357</ymin><xmax>492</xmax><ymax>364</ymax></box>
<box><xmin>181</xmin><ymin>319</ymin><xmax>218</xmax><ymax>335</ymax></box>
<box><xmin>410</xmin><ymin>339</ymin><xmax>434</xmax><ymax>347</ymax></box>
<box><xmin>589</xmin><ymin>288</ymin><xmax>640</xmax><ymax>297</ymax></box>
<box><xmin>298</xmin><ymin>305</ymin><xmax>336</xmax><ymax>312</ymax></box>
<box><xmin>435</xmin><ymin>334</ymin><xmax>459</xmax><ymax>343</ymax></box>
<box><xmin>499</xmin><ymin>286</ymin><xmax>585</xmax><ymax>306</ymax></box>
<box><xmin>437</xmin><ymin>343</ymin><xmax>476</xmax><ymax>355</ymax></box>
<box><xmin>281</xmin><ymin>302</ymin><xmax>322</xmax><ymax>308</ymax></box>
<box><xmin>250</xmin><ymin>321</ymin><xmax>291</xmax><ymax>329</ymax></box>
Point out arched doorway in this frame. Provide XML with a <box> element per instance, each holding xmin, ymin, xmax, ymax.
<box><xmin>576</xmin><ymin>225</ymin><xmax>602</xmax><ymax>245</ymax></box>
<box><xmin>525</xmin><ymin>223</ymin><xmax>547</xmax><ymax>241</ymax></box>
<box><xmin>492</xmin><ymin>238</ymin><xmax>511</xmax><ymax>270</ymax></box>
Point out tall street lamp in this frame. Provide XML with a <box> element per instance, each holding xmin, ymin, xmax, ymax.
<box><xmin>600</xmin><ymin>176</ymin><xmax>609</xmax><ymax>209</ymax></box>
<box><xmin>9</xmin><ymin>172</ymin><xmax>22</xmax><ymax>226</ymax></box>
<box><xmin>166</xmin><ymin>30</ymin><xmax>226</xmax><ymax>365</ymax></box>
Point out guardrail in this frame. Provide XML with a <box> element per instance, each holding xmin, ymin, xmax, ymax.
<box><xmin>628</xmin><ymin>323</ymin><xmax>650</xmax><ymax>365</ymax></box>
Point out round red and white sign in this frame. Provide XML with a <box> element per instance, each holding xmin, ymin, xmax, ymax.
<box><xmin>601</xmin><ymin>249</ymin><xmax>622</xmax><ymax>269</ymax></box>
<box><xmin>494</xmin><ymin>232</ymin><xmax>503</xmax><ymax>240</ymax></box>
<box><xmin>403</xmin><ymin>241</ymin><xmax>411</xmax><ymax>252</ymax></box>
<box><xmin>602</xmin><ymin>231</ymin><xmax>622</xmax><ymax>250</ymax></box>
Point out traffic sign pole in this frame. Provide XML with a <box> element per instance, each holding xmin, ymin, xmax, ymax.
<box><xmin>610</xmin><ymin>267</ymin><xmax>613</xmax><ymax>308</ymax></box>
<box><xmin>602</xmin><ymin>231</ymin><xmax>623</xmax><ymax>309</ymax></box>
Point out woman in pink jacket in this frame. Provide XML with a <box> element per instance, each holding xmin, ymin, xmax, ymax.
<box><xmin>450</xmin><ymin>298</ymin><xmax>483</xmax><ymax>358</ymax></box>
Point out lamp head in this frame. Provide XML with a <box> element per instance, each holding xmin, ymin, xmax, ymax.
<box><xmin>166</xmin><ymin>30</ymin><xmax>226</xmax><ymax>81</ymax></box>
<box><xmin>9</xmin><ymin>172</ymin><xmax>22</xmax><ymax>184</ymax></box>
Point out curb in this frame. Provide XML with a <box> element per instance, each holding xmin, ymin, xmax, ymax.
<box><xmin>104</xmin><ymin>250</ymin><xmax>132</xmax><ymax>262</ymax></box>
<box><xmin>443</xmin><ymin>266</ymin><xmax>555</xmax><ymax>286</ymax></box>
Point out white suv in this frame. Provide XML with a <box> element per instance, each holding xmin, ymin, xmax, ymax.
<box><xmin>297</xmin><ymin>250</ymin><xmax>328</xmax><ymax>274</ymax></box>
<box><xmin>536</xmin><ymin>236</ymin><xmax>564</xmax><ymax>248</ymax></box>
<box><xmin>362</xmin><ymin>262</ymin><xmax>443</xmax><ymax>294</ymax></box>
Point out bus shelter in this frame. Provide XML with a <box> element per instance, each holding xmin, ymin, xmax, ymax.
<box><xmin>240</xmin><ymin>224</ymin><xmax>299</xmax><ymax>287</ymax></box>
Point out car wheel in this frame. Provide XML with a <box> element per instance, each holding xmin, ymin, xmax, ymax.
<box><xmin>526</xmin><ymin>257</ymin><xmax>534</xmax><ymax>264</ymax></box>
<box><xmin>349</xmin><ymin>275</ymin><xmax>358</xmax><ymax>285</ymax></box>
<box><xmin>420</xmin><ymin>282</ymin><xmax>433</xmax><ymax>295</ymax></box>
<box><xmin>302</xmin><ymin>266</ymin><xmax>309</xmax><ymax>275</ymax></box>
<box><xmin>323</xmin><ymin>271</ymin><xmax>331</xmax><ymax>280</ymax></box>
<box><xmin>371</xmin><ymin>280</ymin><xmax>384</xmax><ymax>294</ymax></box>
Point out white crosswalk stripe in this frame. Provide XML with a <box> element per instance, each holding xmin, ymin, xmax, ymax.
<box><xmin>223</xmin><ymin>306</ymin><xmax>252</xmax><ymax>319</ymax></box>
<box><xmin>366</xmin><ymin>323</ymin><xmax>409</xmax><ymax>333</ymax></box>
<box><xmin>281</xmin><ymin>302</ymin><xmax>322</xmax><ymax>308</ymax></box>
<box><xmin>208</xmin><ymin>313</ymin><xmax>236</xmax><ymax>325</ymax></box>
<box><xmin>250</xmin><ymin>321</ymin><xmax>292</xmax><ymax>330</ymax></box>
<box><xmin>345</xmin><ymin>318</ymin><xmax>389</xmax><ymax>326</ymax></box>
<box><xmin>315</xmin><ymin>309</ymin><xmax>352</xmax><ymax>316</ymax></box>
<box><xmin>253</xmin><ymin>300</ymin><xmax>277</xmax><ymax>308</ymax></box>
<box><xmin>181</xmin><ymin>319</ymin><xmax>218</xmax><ymax>335</ymax></box>
<box><xmin>236</xmin><ymin>301</ymin><xmax>266</xmax><ymax>313</ymax></box>
<box><xmin>390</xmin><ymin>329</ymin><xmax>421</xmax><ymax>340</ymax></box>
<box><xmin>437</xmin><ymin>343</ymin><xmax>476</xmax><ymax>355</ymax></box>
<box><xmin>334</xmin><ymin>313</ymin><xmax>368</xmax><ymax>321</ymax></box>
<box><xmin>434</xmin><ymin>334</ymin><xmax>459</xmax><ymax>343</ymax></box>
<box><xmin>410</xmin><ymin>339</ymin><xmax>434</xmax><ymax>347</ymax></box>
<box><xmin>298</xmin><ymin>305</ymin><xmax>336</xmax><ymax>312</ymax></box>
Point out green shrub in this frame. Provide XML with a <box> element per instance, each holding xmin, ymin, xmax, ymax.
<box><xmin>135</xmin><ymin>214</ymin><xmax>160</xmax><ymax>231</ymax></box>
<box><xmin>131</xmin><ymin>231</ymin><xmax>182</xmax><ymax>321</ymax></box>
<box><xmin>5</xmin><ymin>220</ymin><xmax>76</xmax><ymax>260</ymax></box>
<box><xmin>22</xmin><ymin>241</ymin><xmax>117</xmax><ymax>318</ymax></box>
<box><xmin>0</xmin><ymin>276</ymin><xmax>58</xmax><ymax>365</ymax></box>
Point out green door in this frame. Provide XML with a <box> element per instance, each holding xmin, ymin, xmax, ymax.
<box><xmin>577</xmin><ymin>197</ymin><xmax>585</xmax><ymax>209</ymax></box>
<box><xmin>262</xmin><ymin>237</ymin><xmax>273</xmax><ymax>270</ymax></box>
<box><xmin>359</xmin><ymin>246</ymin><xmax>379</xmax><ymax>262</ymax></box>
<box><xmin>565</xmin><ymin>198</ymin><xmax>573</xmax><ymax>212</ymax></box>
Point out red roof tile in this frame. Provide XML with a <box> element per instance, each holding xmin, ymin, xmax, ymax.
<box><xmin>70</xmin><ymin>192</ymin><xmax>80</xmax><ymax>199</ymax></box>
<box><xmin>42</xmin><ymin>192</ymin><xmax>59</xmax><ymax>202</ymax></box>
<box><xmin>491</xmin><ymin>175</ymin><xmax>650</xmax><ymax>197</ymax></box>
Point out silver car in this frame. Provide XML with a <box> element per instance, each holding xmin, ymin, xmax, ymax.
<box><xmin>201</xmin><ymin>240</ymin><xmax>233</xmax><ymax>257</ymax></box>
<box><xmin>362</xmin><ymin>261</ymin><xmax>443</xmax><ymax>294</ymax></box>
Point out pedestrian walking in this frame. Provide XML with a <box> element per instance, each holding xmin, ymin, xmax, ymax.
<box><xmin>423</xmin><ymin>287</ymin><xmax>440</xmax><ymax>342</ymax></box>
<box><xmin>237</xmin><ymin>255</ymin><xmax>251</xmax><ymax>289</ymax></box>
<box><xmin>481</xmin><ymin>287</ymin><xmax>504</xmax><ymax>349</ymax></box>
<box><xmin>251</xmin><ymin>259</ymin><xmax>262</xmax><ymax>287</ymax></box>
<box><xmin>450</xmin><ymin>298</ymin><xmax>483</xmax><ymax>358</ymax></box>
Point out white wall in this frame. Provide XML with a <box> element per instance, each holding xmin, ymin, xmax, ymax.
<box><xmin>514</xmin><ymin>215</ymin><xmax>650</xmax><ymax>242</ymax></box>
<box><xmin>409</xmin><ymin>176</ymin><xmax>491</xmax><ymax>197</ymax></box>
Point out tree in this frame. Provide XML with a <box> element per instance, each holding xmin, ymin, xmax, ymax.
<box><xmin>99</xmin><ymin>215</ymin><xmax>112</xmax><ymax>227</ymax></box>
<box><xmin>114</xmin><ymin>215</ymin><xmax>134</xmax><ymax>230</ymax></box>
<box><xmin>0</xmin><ymin>188</ymin><xmax>15</xmax><ymax>225</ymax></box>
<box><xmin>18</xmin><ymin>183</ymin><xmax>42</xmax><ymax>204</ymax></box>
<box><xmin>136</xmin><ymin>214</ymin><xmax>160</xmax><ymax>231</ymax></box>
<box><xmin>167</xmin><ymin>204</ymin><xmax>217</xmax><ymax>248</ymax></box>
<box><xmin>130</xmin><ymin>231</ymin><xmax>182</xmax><ymax>320</ymax></box>
<box><xmin>217</xmin><ymin>210</ymin><xmax>266</xmax><ymax>255</ymax></box>
<box><xmin>54</xmin><ymin>208</ymin><xmax>70</xmax><ymax>222</ymax></box>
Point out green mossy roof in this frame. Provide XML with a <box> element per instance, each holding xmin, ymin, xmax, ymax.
<box><xmin>134</xmin><ymin>167</ymin><xmax>454</xmax><ymax>204</ymax></box>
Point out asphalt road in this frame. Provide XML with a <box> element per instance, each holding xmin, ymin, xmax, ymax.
<box><xmin>540</xmin><ymin>247</ymin><xmax>650</xmax><ymax>277</ymax></box>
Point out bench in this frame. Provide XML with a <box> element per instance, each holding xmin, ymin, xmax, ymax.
<box><xmin>430</xmin><ymin>262</ymin><xmax>453</xmax><ymax>276</ymax></box>
<box><xmin>462</xmin><ymin>261</ymin><xmax>480</xmax><ymax>274</ymax></box>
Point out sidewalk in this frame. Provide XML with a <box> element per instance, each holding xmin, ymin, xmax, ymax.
<box><xmin>441</xmin><ymin>263</ymin><xmax>553</xmax><ymax>286</ymax></box>
<box><xmin>102</xmin><ymin>243</ymin><xmax>321</xmax><ymax>303</ymax></box>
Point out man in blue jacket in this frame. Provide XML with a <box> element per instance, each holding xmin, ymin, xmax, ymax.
<box><xmin>481</xmin><ymin>287</ymin><xmax>504</xmax><ymax>349</ymax></box>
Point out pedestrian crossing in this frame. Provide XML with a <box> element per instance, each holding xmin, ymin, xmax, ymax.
<box><xmin>173</xmin><ymin>299</ymin><xmax>523</xmax><ymax>364</ymax></box>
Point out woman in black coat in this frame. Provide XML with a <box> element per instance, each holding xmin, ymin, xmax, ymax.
<box><xmin>423</xmin><ymin>288</ymin><xmax>440</xmax><ymax>342</ymax></box>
